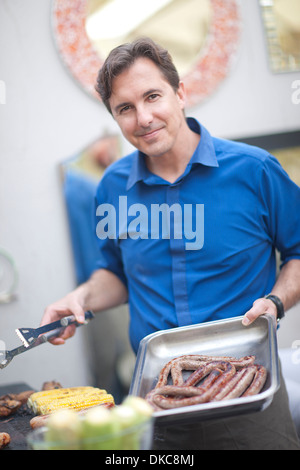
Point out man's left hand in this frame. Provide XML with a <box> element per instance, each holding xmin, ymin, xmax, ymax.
<box><xmin>242</xmin><ymin>297</ymin><xmax>277</xmax><ymax>326</ymax></box>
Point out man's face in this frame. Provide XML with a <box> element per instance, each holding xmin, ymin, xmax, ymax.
<box><xmin>109</xmin><ymin>58</ymin><xmax>186</xmax><ymax>159</ymax></box>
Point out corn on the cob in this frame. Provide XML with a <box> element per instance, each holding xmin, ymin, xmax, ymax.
<box><xmin>28</xmin><ymin>387</ymin><xmax>106</xmax><ymax>413</ymax></box>
<box><xmin>28</xmin><ymin>387</ymin><xmax>94</xmax><ymax>408</ymax></box>
<box><xmin>27</xmin><ymin>386</ymin><xmax>114</xmax><ymax>415</ymax></box>
<box><xmin>40</xmin><ymin>393</ymin><xmax>115</xmax><ymax>415</ymax></box>
<box><xmin>28</xmin><ymin>387</ymin><xmax>97</xmax><ymax>413</ymax></box>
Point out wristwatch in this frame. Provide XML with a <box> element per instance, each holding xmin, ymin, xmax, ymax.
<box><xmin>264</xmin><ymin>294</ymin><xmax>285</xmax><ymax>321</ymax></box>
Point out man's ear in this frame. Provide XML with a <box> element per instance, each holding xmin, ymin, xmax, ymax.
<box><xmin>176</xmin><ymin>81</ymin><xmax>186</xmax><ymax>109</ymax></box>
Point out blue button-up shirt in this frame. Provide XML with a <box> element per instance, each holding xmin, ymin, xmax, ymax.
<box><xmin>95</xmin><ymin>118</ymin><xmax>300</xmax><ymax>353</ymax></box>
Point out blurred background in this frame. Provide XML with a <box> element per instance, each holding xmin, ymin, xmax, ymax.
<box><xmin>0</xmin><ymin>0</ymin><xmax>299</xmax><ymax>417</ymax></box>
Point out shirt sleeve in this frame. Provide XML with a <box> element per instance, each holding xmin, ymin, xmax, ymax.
<box><xmin>93</xmin><ymin>185</ymin><xmax>128</xmax><ymax>289</ymax></box>
<box><xmin>259</xmin><ymin>153</ymin><xmax>300</xmax><ymax>266</ymax></box>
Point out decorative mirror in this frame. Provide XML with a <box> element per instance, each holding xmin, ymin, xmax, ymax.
<box><xmin>260</xmin><ymin>0</ymin><xmax>300</xmax><ymax>73</ymax></box>
<box><xmin>52</xmin><ymin>0</ymin><xmax>240</xmax><ymax>107</ymax></box>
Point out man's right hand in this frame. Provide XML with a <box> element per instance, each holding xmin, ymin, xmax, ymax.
<box><xmin>40</xmin><ymin>268</ymin><xmax>128</xmax><ymax>345</ymax></box>
<box><xmin>41</xmin><ymin>294</ymin><xmax>86</xmax><ymax>345</ymax></box>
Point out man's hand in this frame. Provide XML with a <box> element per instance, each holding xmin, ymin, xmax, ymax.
<box><xmin>243</xmin><ymin>260</ymin><xmax>300</xmax><ymax>326</ymax></box>
<box><xmin>40</xmin><ymin>268</ymin><xmax>128</xmax><ymax>345</ymax></box>
<box><xmin>41</xmin><ymin>295</ymin><xmax>86</xmax><ymax>345</ymax></box>
<box><xmin>242</xmin><ymin>297</ymin><xmax>277</xmax><ymax>326</ymax></box>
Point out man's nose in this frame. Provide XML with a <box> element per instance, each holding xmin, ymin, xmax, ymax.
<box><xmin>136</xmin><ymin>105</ymin><xmax>153</xmax><ymax>127</ymax></box>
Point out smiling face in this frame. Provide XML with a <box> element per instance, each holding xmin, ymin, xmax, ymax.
<box><xmin>109</xmin><ymin>58</ymin><xmax>187</xmax><ymax>160</ymax></box>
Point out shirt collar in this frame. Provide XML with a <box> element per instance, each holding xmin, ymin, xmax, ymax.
<box><xmin>126</xmin><ymin>117</ymin><xmax>219</xmax><ymax>190</ymax></box>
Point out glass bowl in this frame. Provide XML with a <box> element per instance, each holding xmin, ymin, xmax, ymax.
<box><xmin>27</xmin><ymin>418</ymin><xmax>153</xmax><ymax>450</ymax></box>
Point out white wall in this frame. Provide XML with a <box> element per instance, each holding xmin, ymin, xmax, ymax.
<box><xmin>0</xmin><ymin>0</ymin><xmax>299</xmax><ymax>389</ymax></box>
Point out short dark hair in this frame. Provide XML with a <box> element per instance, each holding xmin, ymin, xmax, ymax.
<box><xmin>95</xmin><ymin>37</ymin><xmax>180</xmax><ymax>114</ymax></box>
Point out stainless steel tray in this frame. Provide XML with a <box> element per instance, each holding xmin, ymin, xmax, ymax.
<box><xmin>129</xmin><ymin>315</ymin><xmax>280</xmax><ymax>424</ymax></box>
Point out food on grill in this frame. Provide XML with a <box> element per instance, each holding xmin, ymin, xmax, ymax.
<box><xmin>42</xmin><ymin>381</ymin><xmax>63</xmax><ymax>390</ymax></box>
<box><xmin>30</xmin><ymin>406</ymin><xmax>98</xmax><ymax>429</ymax></box>
<box><xmin>0</xmin><ymin>432</ymin><xmax>10</xmax><ymax>449</ymax></box>
<box><xmin>0</xmin><ymin>397</ymin><xmax>22</xmax><ymax>417</ymax></box>
<box><xmin>0</xmin><ymin>390</ymin><xmax>35</xmax><ymax>417</ymax></box>
<box><xmin>30</xmin><ymin>414</ymin><xmax>52</xmax><ymax>429</ymax></box>
<box><xmin>27</xmin><ymin>386</ymin><xmax>115</xmax><ymax>415</ymax></box>
<box><xmin>10</xmin><ymin>390</ymin><xmax>35</xmax><ymax>404</ymax></box>
<box><xmin>146</xmin><ymin>354</ymin><xmax>267</xmax><ymax>410</ymax></box>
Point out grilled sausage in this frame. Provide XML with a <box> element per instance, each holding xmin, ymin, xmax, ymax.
<box><xmin>146</xmin><ymin>354</ymin><xmax>266</xmax><ymax>411</ymax></box>
<box><xmin>213</xmin><ymin>366</ymin><xmax>257</xmax><ymax>401</ymax></box>
<box><xmin>242</xmin><ymin>365</ymin><xmax>267</xmax><ymax>397</ymax></box>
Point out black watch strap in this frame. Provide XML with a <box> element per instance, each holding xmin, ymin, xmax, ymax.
<box><xmin>264</xmin><ymin>294</ymin><xmax>285</xmax><ymax>320</ymax></box>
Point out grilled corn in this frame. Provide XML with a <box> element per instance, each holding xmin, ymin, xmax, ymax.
<box><xmin>28</xmin><ymin>387</ymin><xmax>97</xmax><ymax>413</ymax></box>
<box><xmin>40</xmin><ymin>393</ymin><xmax>115</xmax><ymax>415</ymax></box>
<box><xmin>28</xmin><ymin>386</ymin><xmax>95</xmax><ymax>408</ymax></box>
<box><xmin>28</xmin><ymin>386</ymin><xmax>114</xmax><ymax>415</ymax></box>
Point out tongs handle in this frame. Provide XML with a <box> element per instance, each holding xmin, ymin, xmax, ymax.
<box><xmin>36</xmin><ymin>310</ymin><xmax>94</xmax><ymax>336</ymax></box>
<box><xmin>30</xmin><ymin>327</ymin><xmax>65</xmax><ymax>346</ymax></box>
<box><xmin>15</xmin><ymin>311</ymin><xmax>95</xmax><ymax>348</ymax></box>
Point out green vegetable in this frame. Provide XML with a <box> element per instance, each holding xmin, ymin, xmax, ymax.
<box><xmin>111</xmin><ymin>404</ymin><xmax>141</xmax><ymax>450</ymax></box>
<box><xmin>42</xmin><ymin>396</ymin><xmax>154</xmax><ymax>450</ymax></box>
<box><xmin>122</xmin><ymin>395</ymin><xmax>154</xmax><ymax>422</ymax></box>
<box><xmin>45</xmin><ymin>409</ymin><xmax>82</xmax><ymax>450</ymax></box>
<box><xmin>121</xmin><ymin>396</ymin><xmax>154</xmax><ymax>450</ymax></box>
<box><xmin>81</xmin><ymin>406</ymin><xmax>120</xmax><ymax>450</ymax></box>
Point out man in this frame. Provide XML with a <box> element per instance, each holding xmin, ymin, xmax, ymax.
<box><xmin>42</xmin><ymin>38</ymin><xmax>300</xmax><ymax>449</ymax></box>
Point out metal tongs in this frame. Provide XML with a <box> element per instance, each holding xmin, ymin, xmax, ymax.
<box><xmin>0</xmin><ymin>310</ymin><xmax>94</xmax><ymax>369</ymax></box>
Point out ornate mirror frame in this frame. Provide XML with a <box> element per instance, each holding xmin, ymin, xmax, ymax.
<box><xmin>52</xmin><ymin>0</ymin><xmax>240</xmax><ymax>107</ymax></box>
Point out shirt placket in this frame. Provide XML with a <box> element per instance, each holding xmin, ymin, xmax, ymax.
<box><xmin>166</xmin><ymin>182</ymin><xmax>192</xmax><ymax>327</ymax></box>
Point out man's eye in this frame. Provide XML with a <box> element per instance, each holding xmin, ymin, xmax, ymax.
<box><xmin>120</xmin><ymin>105</ymin><xmax>131</xmax><ymax>114</ymax></box>
<box><xmin>148</xmin><ymin>94</ymin><xmax>159</xmax><ymax>101</ymax></box>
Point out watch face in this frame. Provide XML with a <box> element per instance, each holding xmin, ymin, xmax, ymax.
<box><xmin>0</xmin><ymin>249</ymin><xmax>18</xmax><ymax>302</ymax></box>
